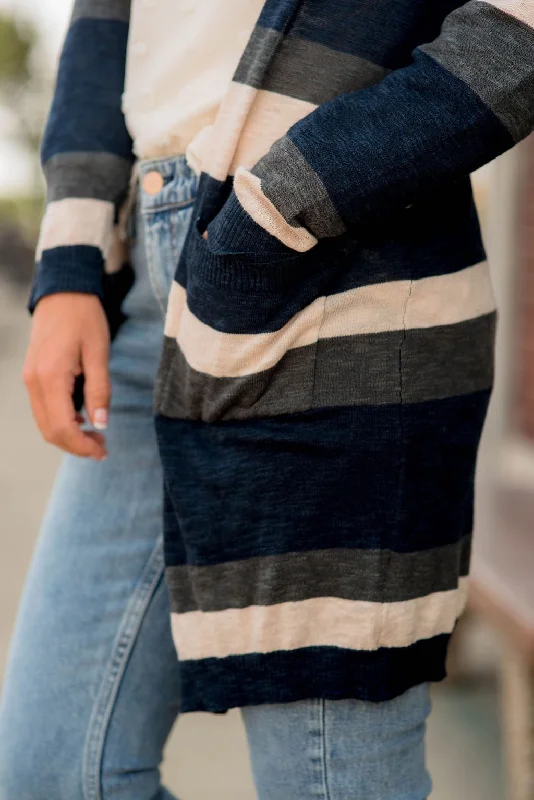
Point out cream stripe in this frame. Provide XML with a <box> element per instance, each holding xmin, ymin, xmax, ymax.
<box><xmin>234</xmin><ymin>169</ymin><xmax>317</xmax><ymax>252</ymax></box>
<box><xmin>202</xmin><ymin>83</ymin><xmax>258</xmax><ymax>182</ymax></box>
<box><xmin>203</xmin><ymin>83</ymin><xmax>317</xmax><ymax>180</ymax></box>
<box><xmin>168</xmin><ymin>283</ymin><xmax>326</xmax><ymax>377</ymax></box>
<box><xmin>228</xmin><ymin>89</ymin><xmax>316</xmax><ymax>175</ymax></box>
<box><xmin>171</xmin><ymin>578</ymin><xmax>468</xmax><ymax>661</ymax></box>
<box><xmin>164</xmin><ymin>281</ymin><xmax>188</xmax><ymax>338</ymax></box>
<box><xmin>164</xmin><ymin>261</ymin><xmax>495</xmax><ymax>378</ymax></box>
<box><xmin>321</xmin><ymin>259</ymin><xmax>495</xmax><ymax>338</ymax></box>
<box><xmin>479</xmin><ymin>0</ymin><xmax>534</xmax><ymax>26</ymax></box>
<box><xmin>36</xmin><ymin>198</ymin><xmax>115</xmax><ymax>260</ymax></box>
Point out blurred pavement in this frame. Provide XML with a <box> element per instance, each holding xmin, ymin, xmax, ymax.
<box><xmin>0</xmin><ymin>277</ymin><xmax>503</xmax><ymax>799</ymax></box>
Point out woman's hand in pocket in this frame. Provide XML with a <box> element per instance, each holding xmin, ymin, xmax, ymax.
<box><xmin>205</xmin><ymin>191</ymin><xmax>296</xmax><ymax>260</ymax></box>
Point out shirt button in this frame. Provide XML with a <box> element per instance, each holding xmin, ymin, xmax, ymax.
<box><xmin>143</xmin><ymin>171</ymin><xmax>164</xmax><ymax>196</ymax></box>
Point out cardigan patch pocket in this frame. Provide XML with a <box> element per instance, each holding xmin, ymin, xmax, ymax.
<box><xmin>155</xmin><ymin>223</ymin><xmax>344</xmax><ymax>423</ymax></box>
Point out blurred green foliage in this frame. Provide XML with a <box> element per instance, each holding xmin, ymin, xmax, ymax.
<box><xmin>0</xmin><ymin>13</ymin><xmax>37</xmax><ymax>87</ymax></box>
<box><xmin>0</xmin><ymin>195</ymin><xmax>43</xmax><ymax>238</ymax></box>
<box><xmin>0</xmin><ymin>12</ymin><xmax>44</xmax><ymax>159</ymax></box>
<box><xmin>0</xmin><ymin>11</ymin><xmax>46</xmax><ymax>249</ymax></box>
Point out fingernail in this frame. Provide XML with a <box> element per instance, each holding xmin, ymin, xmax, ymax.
<box><xmin>93</xmin><ymin>408</ymin><xmax>108</xmax><ymax>430</ymax></box>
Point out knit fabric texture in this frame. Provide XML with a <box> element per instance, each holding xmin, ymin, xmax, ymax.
<box><xmin>33</xmin><ymin>0</ymin><xmax>533</xmax><ymax>713</ymax></box>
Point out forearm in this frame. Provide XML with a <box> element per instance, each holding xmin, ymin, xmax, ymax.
<box><xmin>30</xmin><ymin>0</ymin><xmax>133</xmax><ymax>311</ymax></box>
<box><xmin>233</xmin><ymin>0</ymin><xmax>534</xmax><ymax>249</ymax></box>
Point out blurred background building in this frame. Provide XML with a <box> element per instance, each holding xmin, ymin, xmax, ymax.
<box><xmin>0</xmin><ymin>2</ymin><xmax>532</xmax><ymax>798</ymax></box>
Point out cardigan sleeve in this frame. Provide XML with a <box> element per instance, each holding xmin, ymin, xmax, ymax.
<box><xmin>212</xmin><ymin>0</ymin><xmax>534</xmax><ymax>253</ymax></box>
<box><xmin>29</xmin><ymin>0</ymin><xmax>134</xmax><ymax>311</ymax></box>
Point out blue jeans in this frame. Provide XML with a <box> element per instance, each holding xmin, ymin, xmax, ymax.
<box><xmin>0</xmin><ymin>156</ymin><xmax>432</xmax><ymax>800</ymax></box>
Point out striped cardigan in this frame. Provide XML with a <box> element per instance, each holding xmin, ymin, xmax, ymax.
<box><xmin>34</xmin><ymin>0</ymin><xmax>534</xmax><ymax>713</ymax></box>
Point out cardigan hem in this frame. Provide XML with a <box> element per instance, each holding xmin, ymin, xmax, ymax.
<box><xmin>176</xmin><ymin>636</ymin><xmax>450</xmax><ymax>714</ymax></box>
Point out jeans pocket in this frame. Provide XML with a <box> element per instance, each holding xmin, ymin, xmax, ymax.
<box><xmin>143</xmin><ymin>202</ymin><xmax>195</xmax><ymax>314</ymax></box>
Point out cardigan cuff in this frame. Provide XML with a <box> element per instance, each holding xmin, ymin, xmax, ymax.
<box><xmin>29</xmin><ymin>245</ymin><xmax>105</xmax><ymax>313</ymax></box>
<box><xmin>206</xmin><ymin>190</ymin><xmax>296</xmax><ymax>258</ymax></box>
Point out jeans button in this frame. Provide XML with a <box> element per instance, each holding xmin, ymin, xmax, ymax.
<box><xmin>143</xmin><ymin>171</ymin><xmax>164</xmax><ymax>196</ymax></box>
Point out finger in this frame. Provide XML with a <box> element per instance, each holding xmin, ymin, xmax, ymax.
<box><xmin>40</xmin><ymin>371</ymin><xmax>107</xmax><ymax>459</ymax></box>
<box><xmin>82</xmin><ymin>341</ymin><xmax>111</xmax><ymax>431</ymax></box>
<box><xmin>24</xmin><ymin>370</ymin><xmax>52</xmax><ymax>440</ymax></box>
<box><xmin>84</xmin><ymin>430</ymin><xmax>107</xmax><ymax>449</ymax></box>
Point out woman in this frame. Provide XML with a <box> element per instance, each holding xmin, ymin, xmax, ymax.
<box><xmin>1</xmin><ymin>0</ymin><xmax>533</xmax><ymax>797</ymax></box>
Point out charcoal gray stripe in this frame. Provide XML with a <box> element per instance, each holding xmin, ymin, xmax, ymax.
<box><xmin>234</xmin><ymin>26</ymin><xmax>283</xmax><ymax>88</ymax></box>
<box><xmin>44</xmin><ymin>152</ymin><xmax>133</xmax><ymax>203</ymax></box>
<box><xmin>254</xmin><ymin>137</ymin><xmax>346</xmax><ymax>238</ymax></box>
<box><xmin>421</xmin><ymin>2</ymin><xmax>534</xmax><ymax>142</ymax></box>
<box><xmin>313</xmin><ymin>311</ymin><xmax>497</xmax><ymax>408</ymax></box>
<box><xmin>155</xmin><ymin>337</ymin><xmax>317</xmax><ymax>423</ymax></box>
<box><xmin>166</xmin><ymin>536</ymin><xmax>472</xmax><ymax>613</ymax></box>
<box><xmin>71</xmin><ymin>0</ymin><xmax>131</xmax><ymax>23</ymax></box>
<box><xmin>263</xmin><ymin>36</ymin><xmax>390</xmax><ymax>105</ymax></box>
<box><xmin>155</xmin><ymin>312</ymin><xmax>496</xmax><ymax>422</ymax></box>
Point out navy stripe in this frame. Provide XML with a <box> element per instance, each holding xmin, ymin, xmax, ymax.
<box><xmin>257</xmin><ymin>0</ymin><xmax>303</xmax><ymax>33</ymax></box>
<box><xmin>288</xmin><ymin>0</ymin><xmax>466</xmax><ymax>68</ymax></box>
<box><xmin>157</xmin><ymin>390</ymin><xmax>491</xmax><ymax>567</ymax></box>
<box><xmin>178</xmin><ymin>635</ymin><xmax>450</xmax><ymax>713</ymax></box>
<box><xmin>41</xmin><ymin>18</ymin><xmax>132</xmax><ymax>163</ymax></box>
<box><xmin>289</xmin><ymin>51</ymin><xmax>513</xmax><ymax>230</ymax></box>
<box><xmin>190</xmin><ymin>175</ymin><xmax>485</xmax><ymax>324</ymax></box>
<box><xmin>183</xmin><ymin>184</ymin><xmax>485</xmax><ymax>336</ymax></box>
<box><xmin>192</xmin><ymin>174</ymin><xmax>231</xmax><ymax>245</ymax></box>
<box><xmin>333</xmin><ymin>177</ymin><xmax>486</xmax><ymax>293</ymax></box>
<box><xmin>29</xmin><ymin>245</ymin><xmax>104</xmax><ymax>312</ymax></box>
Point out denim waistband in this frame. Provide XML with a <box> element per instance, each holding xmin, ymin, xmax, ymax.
<box><xmin>120</xmin><ymin>154</ymin><xmax>198</xmax><ymax>241</ymax></box>
<box><xmin>138</xmin><ymin>153</ymin><xmax>195</xmax><ymax>183</ymax></box>
<box><xmin>137</xmin><ymin>155</ymin><xmax>197</xmax><ymax>214</ymax></box>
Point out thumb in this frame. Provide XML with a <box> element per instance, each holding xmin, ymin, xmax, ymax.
<box><xmin>83</xmin><ymin>340</ymin><xmax>111</xmax><ymax>431</ymax></box>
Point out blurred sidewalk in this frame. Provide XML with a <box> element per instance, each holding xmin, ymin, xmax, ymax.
<box><xmin>0</xmin><ymin>277</ymin><xmax>503</xmax><ymax>799</ymax></box>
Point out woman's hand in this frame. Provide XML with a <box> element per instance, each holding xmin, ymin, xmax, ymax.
<box><xmin>22</xmin><ymin>293</ymin><xmax>111</xmax><ymax>460</ymax></box>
